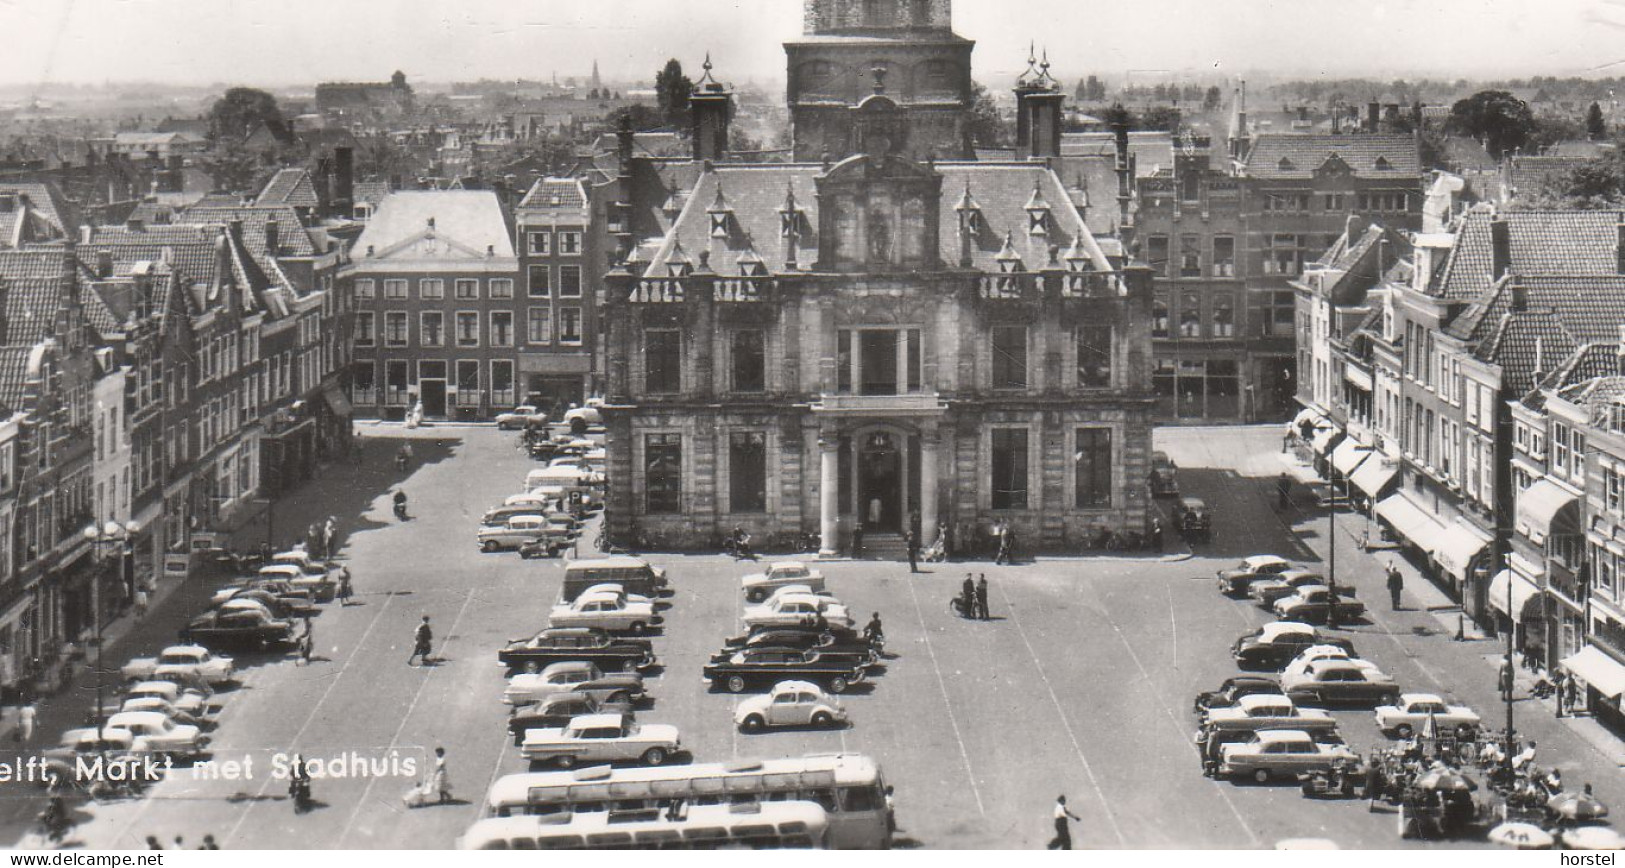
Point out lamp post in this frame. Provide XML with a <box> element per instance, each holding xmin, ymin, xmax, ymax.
<box><xmin>1503</xmin><ymin>549</ymin><xmax>1516</xmax><ymax>775</ymax></box>
<box><xmin>82</xmin><ymin>520</ymin><xmax>138</xmax><ymax>733</ymax></box>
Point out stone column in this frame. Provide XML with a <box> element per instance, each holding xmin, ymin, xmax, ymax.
<box><xmin>819</xmin><ymin>431</ymin><xmax>840</xmax><ymax>557</ymax></box>
<box><xmin>921</xmin><ymin>427</ymin><xmax>940</xmax><ymax>546</ymax></box>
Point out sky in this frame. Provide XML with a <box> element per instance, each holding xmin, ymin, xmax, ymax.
<box><xmin>0</xmin><ymin>0</ymin><xmax>1622</xmax><ymax>90</ymax></box>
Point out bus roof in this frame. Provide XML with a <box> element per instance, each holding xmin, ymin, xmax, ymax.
<box><xmin>485</xmin><ymin>754</ymin><xmax>881</xmax><ymax>810</ymax></box>
<box><xmin>459</xmin><ymin>801</ymin><xmax>829</xmax><ymax>850</ymax></box>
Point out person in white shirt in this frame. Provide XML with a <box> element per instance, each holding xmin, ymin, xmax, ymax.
<box><xmin>1047</xmin><ymin>794</ymin><xmax>1080</xmax><ymax>850</ymax></box>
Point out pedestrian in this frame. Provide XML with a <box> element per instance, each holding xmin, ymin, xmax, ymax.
<box><xmin>134</xmin><ymin>587</ymin><xmax>149</xmax><ymax>619</ymax></box>
<box><xmin>992</xmin><ymin>520</ymin><xmax>1007</xmax><ymax>564</ymax></box>
<box><xmin>307</xmin><ymin>523</ymin><xmax>323</xmax><ymax>559</ymax></box>
<box><xmin>938</xmin><ymin>521</ymin><xmax>952</xmax><ymax>559</ymax></box>
<box><xmin>431</xmin><ymin>746</ymin><xmax>452</xmax><ymax>804</ymax></box>
<box><xmin>1150</xmin><ymin>516</ymin><xmax>1164</xmax><ymax>552</ymax></box>
<box><xmin>408</xmin><ymin>615</ymin><xmax>433</xmax><ymax>666</ymax></box>
<box><xmin>1047</xmin><ymin>794</ymin><xmax>1080</xmax><ymax>850</ymax></box>
<box><xmin>336</xmin><ymin>566</ymin><xmax>354</xmax><ymax>606</ymax></box>
<box><xmin>1499</xmin><ymin>655</ymin><xmax>1515</xmax><ymax>701</ymax></box>
<box><xmin>198</xmin><ymin>835</ymin><xmax>219</xmax><ymax>850</ymax></box>
<box><xmin>905</xmin><ymin>529</ymin><xmax>919</xmax><ymax>573</ymax></box>
<box><xmin>1564</xmin><ymin>672</ymin><xmax>1581</xmax><ymax>716</ymax></box>
<box><xmin>323</xmin><ymin>516</ymin><xmax>337</xmax><ymax>558</ymax></box>
<box><xmin>998</xmin><ymin>525</ymin><xmax>1017</xmax><ymax>565</ymax></box>
<box><xmin>351</xmin><ymin>439</ymin><xmax>364</xmax><ymax>467</ymax></box>
<box><xmin>298</xmin><ymin>619</ymin><xmax>314</xmax><ymax>665</ymax></box>
<box><xmin>146</xmin><ymin>836</ymin><xmax>163</xmax><ymax>850</ymax></box>
<box><xmin>975</xmin><ymin>574</ymin><xmax>990</xmax><ymax>620</ymax></box>
<box><xmin>1386</xmin><ymin>563</ymin><xmax>1404</xmax><ymax>610</ymax></box>
<box><xmin>850</xmin><ymin>522</ymin><xmax>864</xmax><ymax>560</ymax></box>
<box><xmin>1277</xmin><ymin>472</ymin><xmax>1293</xmax><ymax>510</ymax></box>
<box><xmin>17</xmin><ymin>700</ymin><xmax>36</xmax><ymax>743</ymax></box>
<box><xmin>1365</xmin><ymin>760</ymin><xmax>1386</xmax><ymax>810</ymax></box>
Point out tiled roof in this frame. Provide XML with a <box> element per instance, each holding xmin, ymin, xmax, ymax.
<box><xmin>352</xmin><ymin>180</ymin><xmax>391</xmax><ymax>207</ymax></box>
<box><xmin>1434</xmin><ymin>208</ymin><xmax>1625</xmax><ymax>300</ymax></box>
<box><xmin>1465</xmin><ymin>275</ymin><xmax>1625</xmax><ymax>393</ymax></box>
<box><xmin>1313</xmin><ymin>223</ymin><xmax>1413</xmax><ymax>305</ymax></box>
<box><xmin>3</xmin><ymin>277</ymin><xmax>64</xmax><ymax>345</ymax></box>
<box><xmin>1505</xmin><ymin>155</ymin><xmax>1600</xmax><ymax>195</ymax></box>
<box><xmin>519</xmin><ymin>177</ymin><xmax>588</xmax><ymax>209</ymax></box>
<box><xmin>1242</xmin><ymin>134</ymin><xmax>1421</xmax><ymax>180</ymax></box>
<box><xmin>0</xmin><ymin>182</ymin><xmax>75</xmax><ymax>247</ymax></box>
<box><xmin>641</xmin><ymin>158</ymin><xmax>1114</xmax><ymax>278</ymax></box>
<box><xmin>1541</xmin><ymin>345</ymin><xmax>1622</xmax><ymax>397</ymax></box>
<box><xmin>256</xmin><ymin>169</ymin><xmax>321</xmax><ymax>209</ymax></box>
<box><xmin>84</xmin><ymin>224</ymin><xmax>220</xmax><ymax>289</ymax></box>
<box><xmin>1057</xmin><ymin>156</ymin><xmax>1123</xmax><ymax>236</ymax></box>
<box><xmin>178</xmin><ymin>205</ymin><xmax>318</xmax><ymax>257</ymax></box>
<box><xmin>1556</xmin><ymin>371</ymin><xmax>1625</xmax><ymax>406</ymax></box>
<box><xmin>0</xmin><ymin>250</ymin><xmax>70</xmax><ymax>282</ymax></box>
<box><xmin>0</xmin><ymin>346</ymin><xmax>33</xmax><ymax>414</ymax></box>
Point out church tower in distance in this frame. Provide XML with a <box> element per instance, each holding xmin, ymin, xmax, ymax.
<box><xmin>786</xmin><ymin>0</ymin><xmax>974</xmax><ymax>162</ymax></box>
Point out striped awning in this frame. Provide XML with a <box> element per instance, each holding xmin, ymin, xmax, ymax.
<box><xmin>1331</xmin><ymin>440</ymin><xmax>1373</xmax><ymax>476</ymax></box>
<box><xmin>1487</xmin><ymin>569</ymin><xmax>1544</xmax><ymax>622</ymax></box>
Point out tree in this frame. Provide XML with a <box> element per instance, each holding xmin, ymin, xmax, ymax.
<box><xmin>207</xmin><ymin>87</ymin><xmax>282</xmax><ymax>143</ymax></box>
<box><xmin>1588</xmin><ymin>101</ymin><xmax>1607</xmax><ymax>139</ymax></box>
<box><xmin>606</xmin><ymin>103</ymin><xmax>665</xmax><ymax>132</ymax></box>
<box><xmin>1141</xmin><ymin>106</ymin><xmax>1181</xmax><ymax>132</ymax></box>
<box><xmin>1099</xmin><ymin>103</ymin><xmax>1138</xmax><ymax>131</ymax></box>
<box><xmin>1086</xmin><ymin>75</ymin><xmax>1106</xmax><ymax>102</ymax></box>
<box><xmin>655</xmin><ymin>59</ymin><xmax>693</xmax><ymax>127</ymax></box>
<box><xmin>967</xmin><ymin>82</ymin><xmax>1006</xmax><ymax>148</ymax></box>
<box><xmin>1203</xmin><ymin>86</ymin><xmax>1222</xmax><ymax>112</ymax></box>
<box><xmin>198</xmin><ymin>140</ymin><xmax>261</xmax><ymax>192</ymax></box>
<box><xmin>1448</xmin><ymin>90</ymin><xmax>1538</xmax><ymax>159</ymax></box>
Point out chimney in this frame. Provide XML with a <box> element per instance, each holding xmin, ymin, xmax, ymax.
<box><xmin>334</xmin><ymin>147</ymin><xmax>355</xmax><ymax>217</ymax></box>
<box><xmin>79</xmin><ymin>224</ymin><xmax>93</xmax><ymax>245</ymax></box>
<box><xmin>1367</xmin><ymin>102</ymin><xmax>1380</xmax><ymax>133</ymax></box>
<box><xmin>264</xmin><ymin>218</ymin><xmax>280</xmax><ymax>256</ymax></box>
<box><xmin>1297</xmin><ymin>105</ymin><xmax>1309</xmax><ymax>122</ymax></box>
<box><xmin>1019</xmin><ymin>86</ymin><xmax>1065</xmax><ymax>161</ymax></box>
<box><xmin>1532</xmin><ymin>335</ymin><xmax>1544</xmax><ymax>384</ymax></box>
<box><xmin>1345</xmin><ymin>213</ymin><xmax>1368</xmax><ymax>242</ymax></box>
<box><xmin>314</xmin><ymin>156</ymin><xmax>332</xmax><ymax>215</ymax></box>
<box><xmin>1490</xmin><ymin>217</ymin><xmax>1511</xmax><ymax>280</ymax></box>
<box><xmin>616</xmin><ymin>113</ymin><xmax>635</xmax><ymax>169</ymax></box>
<box><xmin>1511</xmin><ymin>280</ymin><xmax>1528</xmax><ymax>313</ymax></box>
<box><xmin>0</xmin><ymin>193</ymin><xmax>15</xmax><ymax>213</ymax></box>
<box><xmin>1237</xmin><ymin>79</ymin><xmax>1248</xmax><ymax>135</ymax></box>
<box><xmin>689</xmin><ymin>54</ymin><xmax>734</xmax><ymax>163</ymax></box>
<box><xmin>95</xmin><ymin>249</ymin><xmax>112</xmax><ymax>278</ymax></box>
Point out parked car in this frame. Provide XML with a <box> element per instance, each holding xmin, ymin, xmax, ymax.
<box><xmin>505</xmin><ymin>691</ymin><xmax>634</xmax><ymax>746</ymax></box>
<box><xmin>45</xmin><ymin>727</ymin><xmax>139</xmax><ymax>765</ymax></box>
<box><xmin>502</xmin><ymin>661</ymin><xmax>644</xmax><ymax>707</ymax></box>
<box><xmin>218</xmin><ymin>589</ymin><xmax>319</xmax><ymax>620</ymax></box>
<box><xmin>703</xmin><ymin>647</ymin><xmax>865</xmax><ymax>694</ymax></box>
<box><xmin>482</xmin><ymin>504</ymin><xmax>549</xmax><ymax>527</ymax></box>
<box><xmin>517</xmin><ymin>536</ymin><xmax>570</xmax><ymax>559</ymax></box>
<box><xmin>1217</xmin><ymin>729</ymin><xmax>1359</xmax><ymax>782</ymax></box>
<box><xmin>105</xmin><ymin>711</ymin><xmax>210</xmax><ymax>761</ymax></box>
<box><xmin>547</xmin><ymin>590</ymin><xmax>661</xmax><ymax>635</ymax></box>
<box><xmin>256</xmin><ymin>562</ymin><xmax>337</xmax><ymax>602</ymax></box>
<box><xmin>1193</xmin><ymin>676</ymin><xmax>1282</xmax><ymax>715</ymax></box>
<box><xmin>496</xmin><ymin>405</ymin><xmax>549</xmax><ymax>430</ymax></box>
<box><xmin>1174</xmin><ymin>497</ymin><xmax>1212</xmax><ymax>541</ymax></box>
<box><xmin>520</xmin><ymin>713</ymin><xmax>680</xmax><ymax>768</ymax></box>
<box><xmin>742</xmin><ymin>592</ymin><xmax>852</xmax><ymax>631</ymax></box>
<box><xmin>497</xmin><ymin>627</ymin><xmax>657</xmax><ymax>675</ymax></box>
<box><xmin>1281</xmin><ymin>659</ymin><xmax>1400</xmax><ymax>707</ymax></box>
<box><xmin>1248</xmin><ymin>569</ymin><xmax>1330</xmax><ymax>607</ymax></box>
<box><xmin>717</xmin><ymin>628</ymin><xmax>878</xmax><ymax>667</ymax></box>
<box><xmin>210</xmin><ymin>579</ymin><xmax>313</xmax><ymax>609</ymax></box>
<box><xmin>120</xmin><ymin>645</ymin><xmax>234</xmax><ymax>685</ymax></box>
<box><xmin>478</xmin><ymin>515</ymin><xmax>560</xmax><ymax>553</ymax></box>
<box><xmin>1273</xmin><ymin>587</ymin><xmax>1367</xmax><ymax>624</ymax></box>
<box><xmin>1149</xmin><ymin>451</ymin><xmax>1180</xmax><ymax>497</ymax></box>
<box><xmin>1200</xmin><ymin>694</ymin><xmax>1338</xmax><ymax>737</ymax></box>
<box><xmin>1373</xmin><ymin>693</ymin><xmax>1482</xmax><ymax>739</ymax></box>
<box><xmin>741</xmin><ymin>562</ymin><xmax>827</xmax><ymax>603</ymax></box>
<box><xmin>1280</xmin><ymin>645</ymin><xmax>1382</xmax><ymax>679</ymax></box>
<box><xmin>125</xmin><ymin>681</ymin><xmax>210</xmax><ymax>718</ymax></box>
<box><xmin>734</xmin><ymin>680</ymin><xmax>848</xmax><ymax>732</ymax></box>
<box><xmin>180</xmin><ymin>609</ymin><xmax>295</xmax><ymax>652</ymax></box>
<box><xmin>1217</xmin><ymin>555</ymin><xmax>1294</xmax><ymax>595</ymax></box>
<box><xmin>116</xmin><ymin>696</ymin><xmax>211</xmax><ymax>728</ymax></box>
<box><xmin>1232</xmin><ymin>622</ymin><xmax>1355</xmax><ymax>670</ymax></box>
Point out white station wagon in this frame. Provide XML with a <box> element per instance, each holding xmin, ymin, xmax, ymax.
<box><xmin>548</xmin><ymin>591</ymin><xmax>660</xmax><ymax>635</ymax></box>
<box><xmin>741</xmin><ymin>562</ymin><xmax>826</xmax><ymax>603</ymax></box>
<box><xmin>520</xmin><ymin>712</ymin><xmax>680</xmax><ymax>768</ymax></box>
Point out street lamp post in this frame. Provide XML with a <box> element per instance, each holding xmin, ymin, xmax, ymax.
<box><xmin>1327</xmin><ymin>471</ymin><xmax>1341</xmax><ymax>630</ymax></box>
<box><xmin>1504</xmin><ymin>552</ymin><xmax>1516</xmax><ymax>775</ymax></box>
<box><xmin>82</xmin><ymin>521</ymin><xmax>138</xmax><ymax>734</ymax></box>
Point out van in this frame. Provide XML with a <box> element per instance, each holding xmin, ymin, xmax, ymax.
<box><xmin>561</xmin><ymin>556</ymin><xmax>668</xmax><ymax>602</ymax></box>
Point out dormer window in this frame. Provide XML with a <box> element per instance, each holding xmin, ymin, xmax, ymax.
<box><xmin>709</xmin><ymin>212</ymin><xmax>730</xmax><ymax>238</ymax></box>
<box><xmin>1375</xmin><ymin>156</ymin><xmax>1392</xmax><ymax>170</ymax></box>
<box><xmin>995</xmin><ymin>232</ymin><xmax>1025</xmax><ymax>274</ymax></box>
<box><xmin>707</xmin><ymin>182</ymin><xmax>732</xmax><ymax>238</ymax></box>
<box><xmin>1025</xmin><ymin>180</ymin><xmax>1051</xmax><ymax>236</ymax></box>
<box><xmin>1277</xmin><ymin>157</ymin><xmax>1296</xmax><ymax>171</ymax></box>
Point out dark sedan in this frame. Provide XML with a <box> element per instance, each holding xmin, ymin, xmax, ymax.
<box><xmin>715</xmin><ymin>629</ymin><xmax>878</xmax><ymax>668</ymax></box>
<box><xmin>181</xmin><ymin>610</ymin><xmax>295</xmax><ymax>652</ymax></box>
<box><xmin>703</xmin><ymin>648</ymin><xmax>865</xmax><ymax>695</ymax></box>
<box><xmin>505</xmin><ymin>691</ymin><xmax>634</xmax><ymax>745</ymax></box>
<box><xmin>1232</xmin><ymin>623</ymin><xmax>1355</xmax><ymax>670</ymax></box>
<box><xmin>1192</xmin><ymin>676</ymin><xmax>1282</xmax><ymax>715</ymax></box>
<box><xmin>498</xmin><ymin>627</ymin><xmax>657</xmax><ymax>675</ymax></box>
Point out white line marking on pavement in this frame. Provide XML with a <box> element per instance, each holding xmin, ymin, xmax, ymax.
<box><xmin>1085</xmin><ymin>587</ymin><xmax>1262</xmax><ymax>849</ymax></box>
<box><xmin>1166</xmin><ymin>579</ymin><xmax>1179</xmax><ymax>663</ymax></box>
<box><xmin>335</xmin><ymin>586</ymin><xmax>479</xmax><ymax>847</ymax></box>
<box><xmin>901</xmin><ymin>575</ymin><xmax>985</xmax><ymax>816</ymax></box>
<box><xmin>993</xmin><ymin>581</ymin><xmax>1124</xmax><ymax>847</ymax></box>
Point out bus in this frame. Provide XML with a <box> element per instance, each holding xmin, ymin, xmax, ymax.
<box><xmin>457</xmin><ymin>800</ymin><xmax>829</xmax><ymax>850</ymax></box>
<box><xmin>481</xmin><ymin>754</ymin><xmax>890</xmax><ymax>849</ymax></box>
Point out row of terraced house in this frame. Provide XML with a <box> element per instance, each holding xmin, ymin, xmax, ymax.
<box><xmin>1295</xmin><ymin>178</ymin><xmax>1625</xmax><ymax>737</ymax></box>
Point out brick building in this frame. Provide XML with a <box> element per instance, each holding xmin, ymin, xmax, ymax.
<box><xmin>514</xmin><ymin>177</ymin><xmax>602</xmax><ymax>410</ymax></box>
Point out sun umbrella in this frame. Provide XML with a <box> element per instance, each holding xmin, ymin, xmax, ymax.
<box><xmin>1415</xmin><ymin>768</ymin><xmax>1478</xmax><ymax>792</ymax></box>
<box><xmin>1549</xmin><ymin>792</ymin><xmax>1611</xmax><ymax>822</ymax></box>
<box><xmin>1560</xmin><ymin>826</ymin><xmax>1625</xmax><ymax>850</ymax></box>
<box><xmin>1489</xmin><ymin>822</ymin><xmax>1555</xmax><ymax>850</ymax></box>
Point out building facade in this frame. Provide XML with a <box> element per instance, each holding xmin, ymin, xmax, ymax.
<box><xmin>515</xmin><ymin>177</ymin><xmax>602</xmax><ymax>410</ymax></box>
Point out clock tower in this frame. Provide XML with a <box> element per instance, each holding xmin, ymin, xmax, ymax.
<box><xmin>785</xmin><ymin>0</ymin><xmax>974</xmax><ymax>162</ymax></box>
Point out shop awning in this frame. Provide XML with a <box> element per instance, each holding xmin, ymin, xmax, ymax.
<box><xmin>1514</xmin><ymin>478</ymin><xmax>1581</xmax><ymax>545</ymax></box>
<box><xmin>1374</xmin><ymin>494</ymin><xmax>1448</xmax><ymax>551</ymax></box>
<box><xmin>1487</xmin><ymin>569</ymin><xmax>1545</xmax><ymax>621</ymax></box>
<box><xmin>322</xmin><ymin>384</ymin><xmax>353</xmax><ymax>419</ymax></box>
<box><xmin>1310</xmin><ymin>426</ymin><xmax>1342</xmax><ymax>456</ymax></box>
<box><xmin>1331</xmin><ymin>440</ymin><xmax>1374</xmax><ymax>476</ymax></box>
<box><xmin>1350</xmin><ymin>457</ymin><xmax>1400</xmax><ymax>499</ymax></box>
<box><xmin>1434</xmin><ymin>520</ymin><xmax>1493</xmax><ymax>582</ymax></box>
<box><xmin>1561</xmin><ymin>647</ymin><xmax>1625</xmax><ymax>699</ymax></box>
<box><xmin>1290</xmin><ymin>407</ymin><xmax>1331</xmax><ymax>433</ymax></box>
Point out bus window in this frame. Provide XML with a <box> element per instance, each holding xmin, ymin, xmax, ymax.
<box><xmin>806</xmin><ymin>788</ymin><xmax>838</xmax><ymax>811</ymax></box>
<box><xmin>511</xmin><ymin>838</ymin><xmax>537</xmax><ymax>850</ymax></box>
<box><xmin>476</xmin><ymin>839</ymin><xmax>509</xmax><ymax>850</ymax></box>
<box><xmin>839</xmin><ymin>784</ymin><xmax>882</xmax><ymax>812</ymax></box>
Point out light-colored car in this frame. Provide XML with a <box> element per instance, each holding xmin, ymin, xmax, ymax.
<box><xmin>117</xmin><ymin>696</ymin><xmax>210</xmax><ymax>728</ymax></box>
<box><xmin>1217</xmin><ymin>555</ymin><xmax>1294</xmax><ymax>595</ymax></box>
<box><xmin>1247</xmin><ymin>569</ymin><xmax>1329</xmax><ymax>607</ymax></box>
<box><xmin>121</xmin><ymin>645</ymin><xmax>235</xmax><ymax>685</ymax></box>
<box><xmin>502</xmin><ymin>661</ymin><xmax>645</xmax><ymax>707</ymax></box>
<box><xmin>46</xmin><ymin>727</ymin><xmax>139</xmax><ymax>764</ymax></box>
<box><xmin>105</xmin><ymin>711</ymin><xmax>210</xmax><ymax>760</ymax></box>
<box><xmin>742</xmin><ymin>592</ymin><xmax>852</xmax><ymax>631</ymax></box>
<box><xmin>1281</xmin><ymin>645</ymin><xmax>1382</xmax><ymax>679</ymax></box>
<box><xmin>1374</xmin><ymin>693</ymin><xmax>1482</xmax><ymax>739</ymax></box>
<box><xmin>1281</xmin><ymin>659</ymin><xmax>1400</xmax><ymax>706</ymax></box>
<box><xmin>734</xmin><ymin>680</ymin><xmax>848</xmax><ymax>732</ymax></box>
<box><xmin>478</xmin><ymin>514</ymin><xmax>556</xmax><ymax>552</ymax></box>
<box><xmin>547</xmin><ymin>590</ymin><xmax>660</xmax><ymax>634</ymax></box>
<box><xmin>741</xmin><ymin>562</ymin><xmax>827</xmax><ymax>603</ymax></box>
<box><xmin>1200</xmin><ymin>694</ymin><xmax>1337</xmax><ymax>736</ymax></box>
<box><xmin>1218</xmin><ymin>729</ymin><xmax>1359</xmax><ymax>782</ymax></box>
<box><xmin>257</xmin><ymin>562</ymin><xmax>337</xmax><ymax>602</ymax></box>
<box><xmin>575</xmin><ymin>583</ymin><xmax>652</xmax><ymax>607</ymax></box>
<box><xmin>1273</xmin><ymin>587</ymin><xmax>1366</xmax><ymax>623</ymax></box>
<box><xmin>126</xmin><ymin>680</ymin><xmax>210</xmax><ymax>717</ymax></box>
<box><xmin>496</xmin><ymin>405</ymin><xmax>548</xmax><ymax>430</ymax></box>
<box><xmin>519</xmin><ymin>712</ymin><xmax>680</xmax><ymax>768</ymax></box>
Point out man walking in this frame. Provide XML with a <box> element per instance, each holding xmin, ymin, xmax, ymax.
<box><xmin>975</xmin><ymin>574</ymin><xmax>990</xmax><ymax>620</ymax></box>
<box><xmin>298</xmin><ymin>618</ymin><xmax>314</xmax><ymax>665</ymax></box>
<box><xmin>1499</xmin><ymin>655</ymin><xmax>1515</xmax><ymax>701</ymax></box>
<box><xmin>1277</xmin><ymin>472</ymin><xmax>1293</xmax><ymax>510</ymax></box>
<box><xmin>1047</xmin><ymin>795</ymin><xmax>1080</xmax><ymax>850</ymax></box>
<box><xmin>408</xmin><ymin>615</ymin><xmax>434</xmax><ymax>666</ymax></box>
<box><xmin>134</xmin><ymin>587</ymin><xmax>149</xmax><ymax>619</ymax></box>
<box><xmin>17</xmin><ymin>700</ymin><xmax>35</xmax><ymax>743</ymax></box>
<box><xmin>904</xmin><ymin>529</ymin><xmax>920</xmax><ymax>573</ymax></box>
<box><xmin>851</xmin><ymin>522</ymin><xmax>864</xmax><ymax>560</ymax></box>
<box><xmin>961</xmin><ymin>574</ymin><xmax>975</xmax><ymax>616</ymax></box>
<box><xmin>1386</xmin><ymin>563</ymin><xmax>1404</xmax><ymax>610</ymax></box>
